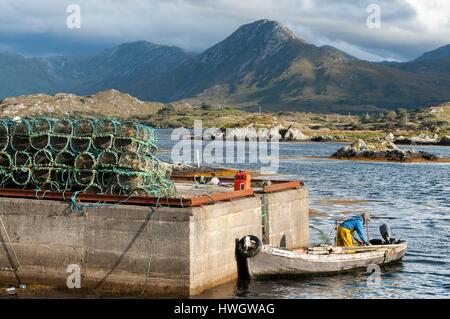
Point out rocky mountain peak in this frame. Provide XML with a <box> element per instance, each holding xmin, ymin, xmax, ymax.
<box><xmin>235</xmin><ymin>19</ymin><xmax>299</xmax><ymax>43</ymax></box>
<box><xmin>199</xmin><ymin>19</ymin><xmax>303</xmax><ymax>67</ymax></box>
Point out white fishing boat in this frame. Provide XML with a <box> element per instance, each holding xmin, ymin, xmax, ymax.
<box><xmin>237</xmin><ymin>224</ymin><xmax>407</xmax><ymax>278</ymax></box>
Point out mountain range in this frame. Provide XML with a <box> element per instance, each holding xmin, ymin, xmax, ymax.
<box><xmin>1</xmin><ymin>19</ymin><xmax>450</xmax><ymax>113</ymax></box>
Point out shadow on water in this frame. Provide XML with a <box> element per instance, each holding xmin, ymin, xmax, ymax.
<box><xmin>198</xmin><ymin>262</ymin><xmax>408</xmax><ymax>299</ymax></box>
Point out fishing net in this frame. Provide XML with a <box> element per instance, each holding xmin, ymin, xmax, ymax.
<box><xmin>55</xmin><ymin>150</ymin><xmax>75</xmax><ymax>168</ymax></box>
<box><xmin>0</xmin><ymin>116</ymin><xmax>175</xmax><ymax>198</ymax></box>
<box><xmin>11</xmin><ymin>167</ymin><xmax>31</xmax><ymax>186</ymax></box>
<box><xmin>0</xmin><ymin>151</ymin><xmax>12</xmax><ymax>169</ymax></box>
<box><xmin>34</xmin><ymin>149</ymin><xmax>54</xmax><ymax>167</ymax></box>
<box><xmin>0</xmin><ymin>121</ymin><xmax>9</xmax><ymax>151</ymax></box>
<box><xmin>14</xmin><ymin>151</ymin><xmax>32</xmax><ymax>167</ymax></box>
<box><xmin>97</xmin><ymin>150</ymin><xmax>118</xmax><ymax>168</ymax></box>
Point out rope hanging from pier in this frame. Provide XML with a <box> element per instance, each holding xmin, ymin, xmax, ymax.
<box><xmin>0</xmin><ymin>117</ymin><xmax>175</xmax><ymax>199</ymax></box>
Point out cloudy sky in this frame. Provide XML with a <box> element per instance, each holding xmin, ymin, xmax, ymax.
<box><xmin>0</xmin><ymin>0</ymin><xmax>449</xmax><ymax>61</ymax></box>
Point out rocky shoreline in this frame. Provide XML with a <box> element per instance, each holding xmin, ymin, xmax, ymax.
<box><xmin>393</xmin><ymin>134</ymin><xmax>450</xmax><ymax>146</ymax></box>
<box><xmin>186</xmin><ymin>126</ymin><xmax>450</xmax><ymax>146</ymax></box>
<box><xmin>192</xmin><ymin>125</ymin><xmax>311</xmax><ymax>142</ymax></box>
<box><xmin>331</xmin><ymin>139</ymin><xmax>440</xmax><ymax>162</ymax></box>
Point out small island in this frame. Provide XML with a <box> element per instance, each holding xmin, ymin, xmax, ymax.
<box><xmin>331</xmin><ymin>139</ymin><xmax>447</xmax><ymax>162</ymax></box>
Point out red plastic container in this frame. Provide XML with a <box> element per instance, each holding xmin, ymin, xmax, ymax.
<box><xmin>234</xmin><ymin>170</ymin><xmax>251</xmax><ymax>191</ymax></box>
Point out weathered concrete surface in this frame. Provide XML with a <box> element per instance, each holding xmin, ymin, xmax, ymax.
<box><xmin>0</xmin><ymin>197</ymin><xmax>262</xmax><ymax>296</ymax></box>
<box><xmin>258</xmin><ymin>188</ymin><xmax>309</xmax><ymax>249</ymax></box>
<box><xmin>0</xmin><ymin>187</ymin><xmax>309</xmax><ymax>296</ymax></box>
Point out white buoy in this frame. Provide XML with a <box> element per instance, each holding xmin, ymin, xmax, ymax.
<box><xmin>208</xmin><ymin>177</ymin><xmax>220</xmax><ymax>185</ymax></box>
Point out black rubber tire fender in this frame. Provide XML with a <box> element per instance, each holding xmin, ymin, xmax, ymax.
<box><xmin>236</xmin><ymin>235</ymin><xmax>262</xmax><ymax>258</ymax></box>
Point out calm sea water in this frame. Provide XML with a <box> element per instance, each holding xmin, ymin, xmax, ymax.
<box><xmin>158</xmin><ymin>129</ymin><xmax>450</xmax><ymax>299</ymax></box>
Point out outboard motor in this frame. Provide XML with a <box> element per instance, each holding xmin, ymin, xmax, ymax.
<box><xmin>380</xmin><ymin>223</ymin><xmax>395</xmax><ymax>244</ymax></box>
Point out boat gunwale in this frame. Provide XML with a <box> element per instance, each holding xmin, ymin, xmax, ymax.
<box><xmin>258</xmin><ymin>242</ymin><xmax>407</xmax><ymax>262</ymax></box>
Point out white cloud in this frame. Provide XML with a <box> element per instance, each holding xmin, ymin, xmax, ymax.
<box><xmin>405</xmin><ymin>0</ymin><xmax>450</xmax><ymax>30</ymax></box>
<box><xmin>0</xmin><ymin>0</ymin><xmax>449</xmax><ymax>61</ymax></box>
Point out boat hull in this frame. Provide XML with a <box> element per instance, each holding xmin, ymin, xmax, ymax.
<box><xmin>247</xmin><ymin>243</ymin><xmax>407</xmax><ymax>278</ymax></box>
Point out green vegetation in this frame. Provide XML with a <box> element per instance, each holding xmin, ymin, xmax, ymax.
<box><xmin>141</xmin><ymin>104</ymin><xmax>247</xmax><ymax>128</ymax></box>
<box><xmin>138</xmin><ymin>101</ymin><xmax>450</xmax><ymax>142</ymax></box>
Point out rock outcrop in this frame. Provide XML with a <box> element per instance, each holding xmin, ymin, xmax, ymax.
<box><xmin>200</xmin><ymin>125</ymin><xmax>308</xmax><ymax>142</ymax></box>
<box><xmin>0</xmin><ymin>90</ymin><xmax>162</xmax><ymax>119</ymax></box>
<box><xmin>332</xmin><ymin>139</ymin><xmax>438</xmax><ymax>161</ymax></box>
<box><xmin>280</xmin><ymin>127</ymin><xmax>310</xmax><ymax>141</ymax></box>
<box><xmin>439</xmin><ymin>136</ymin><xmax>450</xmax><ymax>145</ymax></box>
<box><xmin>395</xmin><ymin>134</ymin><xmax>439</xmax><ymax>145</ymax></box>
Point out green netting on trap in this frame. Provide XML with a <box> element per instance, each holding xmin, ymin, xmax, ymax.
<box><xmin>0</xmin><ymin>116</ymin><xmax>175</xmax><ymax>198</ymax></box>
<box><xmin>0</xmin><ymin>120</ymin><xmax>9</xmax><ymax>151</ymax></box>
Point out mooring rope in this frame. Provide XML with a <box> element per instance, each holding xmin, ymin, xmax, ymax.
<box><xmin>142</xmin><ymin>196</ymin><xmax>161</xmax><ymax>295</ymax></box>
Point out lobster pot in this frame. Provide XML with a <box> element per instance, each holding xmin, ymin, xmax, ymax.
<box><xmin>31</xmin><ymin>167</ymin><xmax>53</xmax><ymax>184</ymax></box>
<box><xmin>74</xmin><ymin>119</ymin><xmax>94</xmax><ymax>137</ymax></box>
<box><xmin>116</xmin><ymin>170</ymin><xmax>147</xmax><ymax>190</ymax></box>
<box><xmin>93</xmin><ymin>119</ymin><xmax>118</xmax><ymax>150</ymax></box>
<box><xmin>114</xmin><ymin>137</ymin><xmax>145</xmax><ymax>153</ymax></box>
<box><xmin>0</xmin><ymin>168</ymin><xmax>10</xmax><ymax>187</ymax></box>
<box><xmin>49</xmin><ymin>135</ymin><xmax>70</xmax><ymax>152</ymax></box>
<box><xmin>31</xmin><ymin>117</ymin><xmax>52</xmax><ymax>134</ymax></box>
<box><xmin>10</xmin><ymin>135</ymin><xmax>30</xmax><ymax>152</ymax></box>
<box><xmin>70</xmin><ymin>137</ymin><xmax>92</xmax><ymax>153</ymax></box>
<box><xmin>93</xmin><ymin>135</ymin><xmax>114</xmax><ymax>150</ymax></box>
<box><xmin>49</xmin><ymin>119</ymin><xmax>72</xmax><ymax>151</ymax></box>
<box><xmin>14</xmin><ymin>151</ymin><xmax>32</xmax><ymax>167</ymax></box>
<box><xmin>138</xmin><ymin>124</ymin><xmax>157</xmax><ymax>151</ymax></box>
<box><xmin>0</xmin><ymin>116</ymin><xmax>171</xmax><ymax>197</ymax></box>
<box><xmin>11</xmin><ymin>167</ymin><xmax>31</xmax><ymax>186</ymax></box>
<box><xmin>11</xmin><ymin>119</ymin><xmax>31</xmax><ymax>136</ymax></box>
<box><xmin>139</xmin><ymin>124</ymin><xmax>157</xmax><ymax>146</ymax></box>
<box><xmin>55</xmin><ymin>150</ymin><xmax>75</xmax><ymax>168</ymax></box>
<box><xmin>148</xmin><ymin>157</ymin><xmax>171</xmax><ymax>179</ymax></box>
<box><xmin>96</xmin><ymin>169</ymin><xmax>117</xmax><ymax>189</ymax></box>
<box><xmin>74</xmin><ymin>152</ymin><xmax>96</xmax><ymax>169</ymax></box>
<box><xmin>83</xmin><ymin>183</ymin><xmax>103</xmax><ymax>194</ymax></box>
<box><xmin>130</xmin><ymin>186</ymin><xmax>153</xmax><ymax>196</ymax></box>
<box><xmin>52</xmin><ymin>119</ymin><xmax>73</xmax><ymax>135</ymax></box>
<box><xmin>118</xmin><ymin>151</ymin><xmax>149</xmax><ymax>171</ymax></box>
<box><xmin>104</xmin><ymin>182</ymin><xmax>122</xmax><ymax>195</ymax></box>
<box><xmin>95</xmin><ymin>119</ymin><xmax>119</xmax><ymax>136</ymax></box>
<box><xmin>0</xmin><ymin>151</ymin><xmax>12</xmax><ymax>169</ymax></box>
<box><xmin>30</xmin><ymin>134</ymin><xmax>50</xmax><ymax>150</ymax></box>
<box><xmin>97</xmin><ymin>150</ymin><xmax>118</xmax><ymax>168</ymax></box>
<box><xmin>52</xmin><ymin>168</ymin><xmax>72</xmax><ymax>188</ymax></box>
<box><xmin>0</xmin><ymin>121</ymin><xmax>9</xmax><ymax>151</ymax></box>
<box><xmin>119</xmin><ymin>121</ymin><xmax>139</xmax><ymax>139</ymax></box>
<box><xmin>10</xmin><ymin>120</ymin><xmax>31</xmax><ymax>151</ymax></box>
<box><xmin>120</xmin><ymin>121</ymin><xmax>157</xmax><ymax>148</ymax></box>
<box><xmin>154</xmin><ymin>178</ymin><xmax>177</xmax><ymax>197</ymax></box>
<box><xmin>31</xmin><ymin>118</ymin><xmax>52</xmax><ymax>150</ymax></box>
<box><xmin>139</xmin><ymin>180</ymin><xmax>176</xmax><ymax>197</ymax></box>
<box><xmin>37</xmin><ymin>181</ymin><xmax>60</xmax><ymax>192</ymax></box>
<box><xmin>33</xmin><ymin>149</ymin><xmax>54</xmax><ymax>167</ymax></box>
<box><xmin>74</xmin><ymin>169</ymin><xmax>95</xmax><ymax>187</ymax></box>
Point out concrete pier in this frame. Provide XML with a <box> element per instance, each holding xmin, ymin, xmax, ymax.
<box><xmin>0</xmin><ymin>188</ymin><xmax>308</xmax><ymax>296</ymax></box>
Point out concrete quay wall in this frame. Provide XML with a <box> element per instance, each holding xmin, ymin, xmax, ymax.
<box><xmin>0</xmin><ymin>188</ymin><xmax>308</xmax><ymax>296</ymax></box>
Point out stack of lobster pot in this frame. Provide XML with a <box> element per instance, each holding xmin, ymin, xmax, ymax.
<box><xmin>0</xmin><ymin>117</ymin><xmax>176</xmax><ymax>197</ymax></box>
